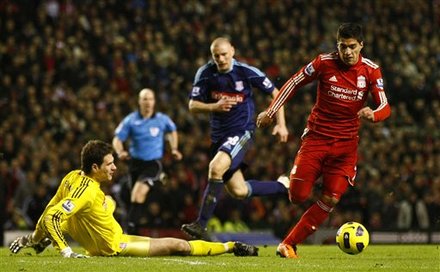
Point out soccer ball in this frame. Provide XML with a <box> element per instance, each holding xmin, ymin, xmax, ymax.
<box><xmin>336</xmin><ymin>222</ymin><xmax>369</xmax><ymax>255</ymax></box>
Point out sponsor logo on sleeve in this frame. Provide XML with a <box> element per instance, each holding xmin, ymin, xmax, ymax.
<box><xmin>304</xmin><ymin>62</ymin><xmax>315</xmax><ymax>76</ymax></box>
<box><xmin>262</xmin><ymin>77</ymin><xmax>273</xmax><ymax>89</ymax></box>
<box><xmin>62</xmin><ymin>200</ymin><xmax>75</xmax><ymax>213</ymax></box>
<box><xmin>191</xmin><ymin>86</ymin><xmax>200</xmax><ymax>96</ymax></box>
<box><xmin>376</xmin><ymin>78</ymin><xmax>384</xmax><ymax>89</ymax></box>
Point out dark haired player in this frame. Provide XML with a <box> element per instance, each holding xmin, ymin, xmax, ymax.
<box><xmin>257</xmin><ymin>23</ymin><xmax>391</xmax><ymax>258</ymax></box>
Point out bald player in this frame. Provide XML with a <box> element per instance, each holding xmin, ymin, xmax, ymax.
<box><xmin>182</xmin><ymin>37</ymin><xmax>289</xmax><ymax>240</ymax></box>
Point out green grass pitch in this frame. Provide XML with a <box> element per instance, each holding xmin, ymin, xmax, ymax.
<box><xmin>1</xmin><ymin>245</ymin><xmax>439</xmax><ymax>272</ymax></box>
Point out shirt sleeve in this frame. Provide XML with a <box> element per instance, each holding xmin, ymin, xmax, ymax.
<box><xmin>114</xmin><ymin>115</ymin><xmax>131</xmax><ymax>141</ymax></box>
<box><xmin>163</xmin><ymin>114</ymin><xmax>177</xmax><ymax>132</ymax></box>
<box><xmin>369</xmin><ymin>68</ymin><xmax>391</xmax><ymax>122</ymax></box>
<box><xmin>266</xmin><ymin>56</ymin><xmax>320</xmax><ymax>118</ymax></box>
<box><xmin>43</xmin><ymin>184</ymin><xmax>95</xmax><ymax>251</ymax></box>
<box><xmin>247</xmin><ymin>66</ymin><xmax>275</xmax><ymax>94</ymax></box>
<box><xmin>189</xmin><ymin>66</ymin><xmax>209</xmax><ymax>102</ymax></box>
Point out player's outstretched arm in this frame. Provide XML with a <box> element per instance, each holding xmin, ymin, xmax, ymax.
<box><xmin>189</xmin><ymin>98</ymin><xmax>237</xmax><ymax>113</ymax></box>
<box><xmin>256</xmin><ymin>111</ymin><xmax>273</xmax><ymax>128</ymax></box>
<box><xmin>269</xmin><ymin>88</ymin><xmax>289</xmax><ymax>142</ymax></box>
<box><xmin>42</xmin><ymin>197</ymin><xmax>90</xmax><ymax>258</ymax></box>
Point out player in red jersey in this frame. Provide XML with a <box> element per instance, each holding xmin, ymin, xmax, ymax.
<box><xmin>257</xmin><ymin>23</ymin><xmax>391</xmax><ymax>258</ymax></box>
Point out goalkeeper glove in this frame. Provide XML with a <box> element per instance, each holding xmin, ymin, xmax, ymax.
<box><xmin>9</xmin><ymin>235</ymin><xmax>51</xmax><ymax>254</ymax></box>
<box><xmin>60</xmin><ymin>247</ymin><xmax>89</xmax><ymax>258</ymax></box>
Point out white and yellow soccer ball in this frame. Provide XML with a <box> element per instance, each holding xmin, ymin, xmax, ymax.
<box><xmin>336</xmin><ymin>222</ymin><xmax>369</xmax><ymax>255</ymax></box>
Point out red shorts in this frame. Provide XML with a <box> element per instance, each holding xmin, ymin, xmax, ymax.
<box><xmin>289</xmin><ymin>130</ymin><xmax>358</xmax><ymax>203</ymax></box>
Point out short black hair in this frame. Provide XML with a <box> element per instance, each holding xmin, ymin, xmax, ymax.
<box><xmin>337</xmin><ymin>23</ymin><xmax>364</xmax><ymax>42</ymax></box>
<box><xmin>80</xmin><ymin>140</ymin><xmax>114</xmax><ymax>174</ymax></box>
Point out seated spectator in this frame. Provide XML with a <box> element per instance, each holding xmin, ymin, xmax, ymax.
<box><xmin>223</xmin><ymin>209</ymin><xmax>250</xmax><ymax>233</ymax></box>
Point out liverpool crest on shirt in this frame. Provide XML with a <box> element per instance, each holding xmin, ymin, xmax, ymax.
<box><xmin>357</xmin><ymin>76</ymin><xmax>366</xmax><ymax>88</ymax></box>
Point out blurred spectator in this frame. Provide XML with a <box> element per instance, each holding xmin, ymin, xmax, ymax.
<box><xmin>22</xmin><ymin>184</ymin><xmax>51</xmax><ymax>228</ymax></box>
<box><xmin>397</xmin><ymin>192</ymin><xmax>430</xmax><ymax>230</ymax></box>
<box><xmin>223</xmin><ymin>209</ymin><xmax>250</xmax><ymax>233</ymax></box>
<box><xmin>381</xmin><ymin>193</ymin><xmax>399</xmax><ymax>230</ymax></box>
<box><xmin>0</xmin><ymin>159</ymin><xmax>6</xmax><ymax>245</ymax></box>
<box><xmin>425</xmin><ymin>178</ymin><xmax>440</xmax><ymax>230</ymax></box>
<box><xmin>271</xmin><ymin>199</ymin><xmax>298</xmax><ymax>239</ymax></box>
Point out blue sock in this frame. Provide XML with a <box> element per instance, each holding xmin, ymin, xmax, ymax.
<box><xmin>246</xmin><ymin>180</ymin><xmax>287</xmax><ymax>197</ymax></box>
<box><xmin>198</xmin><ymin>179</ymin><xmax>223</xmax><ymax>228</ymax></box>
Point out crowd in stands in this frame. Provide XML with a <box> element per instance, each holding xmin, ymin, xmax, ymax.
<box><xmin>1</xmin><ymin>0</ymin><xmax>439</xmax><ymax>242</ymax></box>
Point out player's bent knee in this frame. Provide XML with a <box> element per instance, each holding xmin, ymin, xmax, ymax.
<box><xmin>132</xmin><ymin>193</ymin><xmax>147</xmax><ymax>203</ymax></box>
<box><xmin>208</xmin><ymin>156</ymin><xmax>230</xmax><ymax>179</ymax></box>
<box><xmin>208</xmin><ymin>166</ymin><xmax>224</xmax><ymax>180</ymax></box>
<box><xmin>289</xmin><ymin>186</ymin><xmax>310</xmax><ymax>204</ymax></box>
<box><xmin>289</xmin><ymin>193</ymin><xmax>308</xmax><ymax>204</ymax></box>
<box><xmin>228</xmin><ymin>187</ymin><xmax>248</xmax><ymax>199</ymax></box>
<box><xmin>175</xmin><ymin>240</ymin><xmax>191</xmax><ymax>255</ymax></box>
<box><xmin>288</xmin><ymin>177</ymin><xmax>312</xmax><ymax>204</ymax></box>
<box><xmin>321</xmin><ymin>195</ymin><xmax>339</xmax><ymax>207</ymax></box>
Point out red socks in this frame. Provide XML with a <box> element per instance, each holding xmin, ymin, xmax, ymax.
<box><xmin>283</xmin><ymin>200</ymin><xmax>333</xmax><ymax>246</ymax></box>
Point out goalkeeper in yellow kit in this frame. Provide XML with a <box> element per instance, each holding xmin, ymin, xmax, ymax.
<box><xmin>9</xmin><ymin>140</ymin><xmax>258</xmax><ymax>258</ymax></box>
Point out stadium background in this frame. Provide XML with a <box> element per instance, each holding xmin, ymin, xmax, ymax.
<box><xmin>0</xmin><ymin>0</ymin><xmax>438</xmax><ymax>246</ymax></box>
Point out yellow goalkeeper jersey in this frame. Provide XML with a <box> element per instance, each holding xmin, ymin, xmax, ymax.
<box><xmin>38</xmin><ymin>170</ymin><xmax>123</xmax><ymax>256</ymax></box>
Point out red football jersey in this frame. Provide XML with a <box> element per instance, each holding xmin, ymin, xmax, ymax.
<box><xmin>267</xmin><ymin>52</ymin><xmax>391</xmax><ymax>138</ymax></box>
